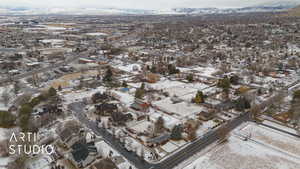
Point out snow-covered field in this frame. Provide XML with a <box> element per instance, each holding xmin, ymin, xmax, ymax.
<box><xmin>164</xmin><ymin>86</ymin><xmax>198</xmax><ymax>98</ymax></box>
<box><xmin>178</xmin><ymin>66</ymin><xmax>219</xmax><ymax>78</ymax></box>
<box><xmin>111</xmin><ymin>90</ymin><xmax>135</xmax><ymax>106</ymax></box>
<box><xmin>148</xmin><ymin>80</ymin><xmax>185</xmax><ymax>90</ymax></box>
<box><xmin>40</xmin><ymin>39</ymin><xmax>65</xmax><ymax>46</ymax></box>
<box><xmin>62</xmin><ymin>86</ymin><xmax>106</xmax><ymax>104</ymax></box>
<box><xmin>262</xmin><ymin>120</ymin><xmax>299</xmax><ymax>135</ymax></box>
<box><xmin>236</xmin><ymin>122</ymin><xmax>300</xmax><ymax>157</ymax></box>
<box><xmin>86</xmin><ymin>32</ymin><xmax>108</xmax><ymax>36</ymax></box>
<box><xmin>182</xmin><ymin>135</ymin><xmax>300</xmax><ymax>169</ymax></box>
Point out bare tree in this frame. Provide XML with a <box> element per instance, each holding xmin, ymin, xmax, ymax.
<box><xmin>250</xmin><ymin>104</ymin><xmax>262</xmax><ymax>120</ymax></box>
<box><xmin>217</xmin><ymin>126</ymin><xmax>230</xmax><ymax>142</ymax></box>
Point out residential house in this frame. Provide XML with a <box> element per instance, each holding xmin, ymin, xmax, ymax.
<box><xmin>68</xmin><ymin>140</ymin><xmax>99</xmax><ymax>168</ymax></box>
<box><xmin>90</xmin><ymin>158</ymin><xmax>118</xmax><ymax>169</ymax></box>
<box><xmin>92</xmin><ymin>92</ymin><xmax>110</xmax><ymax>104</ymax></box>
<box><xmin>146</xmin><ymin>134</ymin><xmax>170</xmax><ymax>147</ymax></box>
<box><xmin>197</xmin><ymin>110</ymin><xmax>215</xmax><ymax>121</ymax></box>
<box><xmin>111</xmin><ymin>111</ymin><xmax>133</xmax><ymax>125</ymax></box>
<box><xmin>95</xmin><ymin>103</ymin><xmax>118</xmax><ymax>116</ymax></box>
<box><xmin>130</xmin><ymin>99</ymin><xmax>150</xmax><ymax>113</ymax></box>
<box><xmin>58</xmin><ymin>125</ymin><xmax>82</xmax><ymax>148</ymax></box>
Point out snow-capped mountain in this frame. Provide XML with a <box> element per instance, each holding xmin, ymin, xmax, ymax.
<box><xmin>255</xmin><ymin>0</ymin><xmax>300</xmax><ymax>8</ymax></box>
<box><xmin>171</xmin><ymin>1</ymin><xmax>300</xmax><ymax>15</ymax></box>
<box><xmin>0</xmin><ymin>7</ymin><xmax>155</xmax><ymax>15</ymax></box>
<box><xmin>0</xmin><ymin>1</ymin><xmax>299</xmax><ymax>15</ymax></box>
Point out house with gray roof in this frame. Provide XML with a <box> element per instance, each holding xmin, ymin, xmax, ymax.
<box><xmin>68</xmin><ymin>140</ymin><xmax>99</xmax><ymax>168</ymax></box>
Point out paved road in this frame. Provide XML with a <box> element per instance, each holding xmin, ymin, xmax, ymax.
<box><xmin>68</xmin><ymin>102</ymin><xmax>152</xmax><ymax>169</ymax></box>
<box><xmin>69</xmin><ymin>102</ymin><xmax>250</xmax><ymax>169</ymax></box>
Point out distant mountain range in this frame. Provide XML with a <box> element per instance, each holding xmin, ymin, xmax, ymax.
<box><xmin>0</xmin><ymin>1</ymin><xmax>300</xmax><ymax>15</ymax></box>
<box><xmin>171</xmin><ymin>1</ymin><xmax>300</xmax><ymax>15</ymax></box>
<box><xmin>286</xmin><ymin>5</ymin><xmax>300</xmax><ymax>16</ymax></box>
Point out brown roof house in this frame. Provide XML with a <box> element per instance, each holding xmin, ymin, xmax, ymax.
<box><xmin>58</xmin><ymin>125</ymin><xmax>82</xmax><ymax>148</ymax></box>
<box><xmin>90</xmin><ymin>158</ymin><xmax>118</xmax><ymax>169</ymax></box>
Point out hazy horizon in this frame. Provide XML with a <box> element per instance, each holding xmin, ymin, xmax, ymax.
<box><xmin>0</xmin><ymin>0</ymin><xmax>299</xmax><ymax>10</ymax></box>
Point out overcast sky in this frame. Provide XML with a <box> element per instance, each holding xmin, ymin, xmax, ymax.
<box><xmin>0</xmin><ymin>0</ymin><xmax>298</xmax><ymax>9</ymax></box>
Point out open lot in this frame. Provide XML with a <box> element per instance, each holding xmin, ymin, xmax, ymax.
<box><xmin>236</xmin><ymin>122</ymin><xmax>300</xmax><ymax>157</ymax></box>
<box><xmin>182</xmin><ymin>135</ymin><xmax>300</xmax><ymax>169</ymax></box>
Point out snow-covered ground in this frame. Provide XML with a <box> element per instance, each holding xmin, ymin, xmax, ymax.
<box><xmin>37</xmin><ymin>25</ymin><xmax>67</xmax><ymax>30</ymax></box>
<box><xmin>40</xmin><ymin>39</ymin><xmax>65</xmax><ymax>46</ymax></box>
<box><xmin>114</xmin><ymin>63</ymin><xmax>141</xmax><ymax>75</ymax></box>
<box><xmin>26</xmin><ymin>154</ymin><xmax>53</xmax><ymax>169</ymax></box>
<box><xmin>86</xmin><ymin>32</ymin><xmax>108</xmax><ymax>36</ymax></box>
<box><xmin>128</xmin><ymin>120</ymin><xmax>152</xmax><ymax>134</ymax></box>
<box><xmin>0</xmin><ymin>127</ymin><xmax>18</xmax><ymax>141</ymax></box>
<box><xmin>111</xmin><ymin>90</ymin><xmax>135</xmax><ymax>106</ymax></box>
<box><xmin>181</xmin><ymin>135</ymin><xmax>300</xmax><ymax>169</ymax></box>
<box><xmin>196</xmin><ymin>120</ymin><xmax>220</xmax><ymax>137</ymax></box>
<box><xmin>148</xmin><ymin>80</ymin><xmax>185</xmax><ymax>90</ymax></box>
<box><xmin>164</xmin><ymin>86</ymin><xmax>198</xmax><ymax>98</ymax></box>
<box><xmin>0</xmin><ymin>157</ymin><xmax>12</xmax><ymax>169</ymax></box>
<box><xmin>178</xmin><ymin>66</ymin><xmax>219</xmax><ymax>78</ymax></box>
<box><xmin>149</xmin><ymin>108</ymin><xmax>180</xmax><ymax>130</ymax></box>
<box><xmin>153</xmin><ymin>98</ymin><xmax>205</xmax><ymax>119</ymax></box>
<box><xmin>62</xmin><ymin>86</ymin><xmax>106</xmax><ymax>104</ymax></box>
<box><xmin>0</xmin><ymin>127</ymin><xmax>18</xmax><ymax>168</ymax></box>
<box><xmin>236</xmin><ymin>122</ymin><xmax>300</xmax><ymax>157</ymax></box>
<box><xmin>95</xmin><ymin>140</ymin><xmax>136</xmax><ymax>169</ymax></box>
<box><xmin>262</xmin><ymin>120</ymin><xmax>299</xmax><ymax>135</ymax></box>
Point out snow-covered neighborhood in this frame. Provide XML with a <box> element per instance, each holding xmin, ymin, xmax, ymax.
<box><xmin>0</xmin><ymin>2</ymin><xmax>300</xmax><ymax>169</ymax></box>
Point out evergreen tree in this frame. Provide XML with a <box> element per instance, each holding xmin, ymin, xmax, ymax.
<box><xmin>48</xmin><ymin>87</ymin><xmax>57</xmax><ymax>97</ymax></box>
<box><xmin>168</xmin><ymin>64</ymin><xmax>180</xmax><ymax>74</ymax></box>
<box><xmin>293</xmin><ymin>90</ymin><xmax>300</xmax><ymax>100</ymax></box>
<box><xmin>217</xmin><ymin>77</ymin><xmax>231</xmax><ymax>90</ymax></box>
<box><xmin>235</xmin><ymin>97</ymin><xmax>251</xmax><ymax>111</ymax></box>
<box><xmin>150</xmin><ymin>66</ymin><xmax>157</xmax><ymax>73</ymax></box>
<box><xmin>135</xmin><ymin>83</ymin><xmax>146</xmax><ymax>99</ymax></box>
<box><xmin>19</xmin><ymin>104</ymin><xmax>33</xmax><ymax>131</ymax></box>
<box><xmin>122</xmin><ymin>81</ymin><xmax>128</xmax><ymax>88</ymax></box>
<box><xmin>194</xmin><ymin>91</ymin><xmax>204</xmax><ymax>104</ymax></box>
<box><xmin>171</xmin><ymin>125</ymin><xmax>183</xmax><ymax>140</ymax></box>
<box><xmin>0</xmin><ymin>111</ymin><xmax>16</xmax><ymax>128</ymax></box>
<box><xmin>135</xmin><ymin>89</ymin><xmax>144</xmax><ymax>99</ymax></box>
<box><xmin>186</xmin><ymin>74</ymin><xmax>194</xmax><ymax>82</ymax></box>
<box><xmin>103</xmin><ymin>66</ymin><xmax>113</xmax><ymax>82</ymax></box>
<box><xmin>229</xmin><ymin>75</ymin><xmax>239</xmax><ymax>85</ymax></box>
<box><xmin>141</xmin><ymin>83</ymin><xmax>145</xmax><ymax>90</ymax></box>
